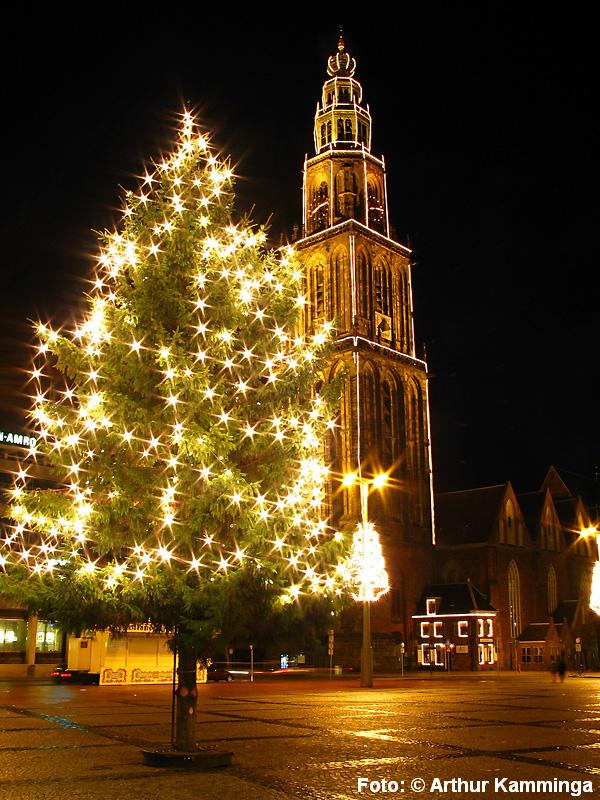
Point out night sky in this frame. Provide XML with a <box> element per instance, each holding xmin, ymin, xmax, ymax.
<box><xmin>1</xmin><ymin>10</ymin><xmax>598</xmax><ymax>494</ymax></box>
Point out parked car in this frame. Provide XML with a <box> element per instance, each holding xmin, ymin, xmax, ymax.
<box><xmin>206</xmin><ymin>665</ymin><xmax>233</xmax><ymax>682</ymax></box>
<box><xmin>50</xmin><ymin>664</ymin><xmax>100</xmax><ymax>685</ymax></box>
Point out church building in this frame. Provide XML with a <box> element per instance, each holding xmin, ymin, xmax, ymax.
<box><xmin>295</xmin><ymin>35</ymin><xmax>599</xmax><ymax>672</ymax></box>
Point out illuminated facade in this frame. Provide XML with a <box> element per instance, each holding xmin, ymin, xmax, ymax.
<box><xmin>296</xmin><ymin>35</ymin><xmax>434</xmax><ymax>643</ymax></box>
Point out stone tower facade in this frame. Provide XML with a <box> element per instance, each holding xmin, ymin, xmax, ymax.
<box><xmin>296</xmin><ymin>35</ymin><xmax>435</xmax><ymax>644</ymax></box>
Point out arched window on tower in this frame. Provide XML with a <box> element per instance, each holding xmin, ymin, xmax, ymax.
<box><xmin>337</xmin><ymin>118</ymin><xmax>344</xmax><ymax>141</ymax></box>
<box><xmin>338</xmin><ymin>86</ymin><xmax>350</xmax><ymax>103</ymax></box>
<box><xmin>326</xmin><ymin>121</ymin><xmax>332</xmax><ymax>143</ymax></box>
<box><xmin>405</xmin><ymin>378</ymin><xmax>427</xmax><ymax>526</ymax></box>
<box><xmin>331</xmin><ymin>248</ymin><xmax>349</xmax><ymax>331</ymax></box>
<box><xmin>358</xmin><ymin>251</ymin><xmax>371</xmax><ymax>319</ymax></box>
<box><xmin>345</xmin><ymin>118</ymin><xmax>353</xmax><ymax>141</ymax></box>
<box><xmin>374</xmin><ymin>261</ymin><xmax>392</xmax><ymax>317</ymax></box>
<box><xmin>320</xmin><ymin>124</ymin><xmax>326</xmax><ymax>148</ymax></box>
<box><xmin>547</xmin><ymin>565</ymin><xmax>558</xmax><ymax>613</ymax></box>
<box><xmin>380</xmin><ymin>377</ymin><xmax>395</xmax><ymax>470</ymax></box>
<box><xmin>367</xmin><ymin>179</ymin><xmax>385</xmax><ymax>232</ymax></box>
<box><xmin>335</xmin><ymin>167</ymin><xmax>358</xmax><ymax>219</ymax></box>
<box><xmin>309</xmin><ymin>182</ymin><xmax>329</xmax><ymax>233</ymax></box>
<box><xmin>508</xmin><ymin>560</ymin><xmax>522</xmax><ymax>638</ymax></box>
<box><xmin>361</xmin><ymin>363</ymin><xmax>377</xmax><ymax>459</ymax></box>
<box><xmin>313</xmin><ymin>266</ymin><xmax>324</xmax><ymax>319</ymax></box>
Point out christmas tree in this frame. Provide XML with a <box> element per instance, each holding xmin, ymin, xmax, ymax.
<box><xmin>0</xmin><ymin>113</ymin><xmax>345</xmax><ymax>750</ymax></box>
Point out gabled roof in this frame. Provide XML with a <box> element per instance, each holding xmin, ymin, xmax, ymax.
<box><xmin>435</xmin><ymin>484</ymin><xmax>507</xmax><ymax>544</ymax></box>
<box><xmin>552</xmin><ymin>600</ymin><xmax>579</xmax><ymax>626</ymax></box>
<box><xmin>518</xmin><ymin>623</ymin><xmax>550</xmax><ymax>643</ymax></box>
<box><xmin>541</xmin><ymin>466</ymin><xmax>573</xmax><ymax>499</ymax></box>
<box><xmin>542</xmin><ymin>465</ymin><xmax>598</xmax><ymax>508</ymax></box>
<box><xmin>414</xmin><ymin>582</ymin><xmax>496</xmax><ymax>615</ymax></box>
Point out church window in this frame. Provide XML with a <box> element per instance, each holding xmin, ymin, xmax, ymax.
<box><xmin>508</xmin><ymin>560</ymin><xmax>522</xmax><ymax>638</ymax></box>
<box><xmin>345</xmin><ymin>118</ymin><xmax>353</xmax><ymax>140</ymax></box>
<box><xmin>327</xmin><ymin>91</ymin><xmax>333</xmax><ymax>105</ymax></box>
<box><xmin>313</xmin><ymin>266</ymin><xmax>324</xmax><ymax>318</ymax></box>
<box><xmin>337</xmin><ymin>118</ymin><xmax>344</xmax><ymax>141</ymax></box>
<box><xmin>506</xmin><ymin>499</ymin><xmax>516</xmax><ymax>545</ymax></box>
<box><xmin>338</xmin><ymin>86</ymin><xmax>350</xmax><ymax>103</ymax></box>
<box><xmin>320</xmin><ymin>124</ymin><xmax>326</xmax><ymax>148</ymax></box>
<box><xmin>309</xmin><ymin>182</ymin><xmax>329</xmax><ymax>232</ymax></box>
<box><xmin>547</xmin><ymin>565</ymin><xmax>557</xmax><ymax>613</ymax></box>
<box><xmin>375</xmin><ymin>262</ymin><xmax>392</xmax><ymax>316</ymax></box>
<box><xmin>381</xmin><ymin>379</ymin><xmax>394</xmax><ymax>468</ymax></box>
<box><xmin>326</xmin><ymin>121</ymin><xmax>332</xmax><ymax>143</ymax></box>
<box><xmin>358</xmin><ymin>252</ymin><xmax>370</xmax><ymax>317</ymax></box>
<box><xmin>331</xmin><ymin>248</ymin><xmax>348</xmax><ymax>329</ymax></box>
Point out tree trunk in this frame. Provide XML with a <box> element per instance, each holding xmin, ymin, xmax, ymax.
<box><xmin>174</xmin><ymin>637</ymin><xmax>198</xmax><ymax>751</ymax></box>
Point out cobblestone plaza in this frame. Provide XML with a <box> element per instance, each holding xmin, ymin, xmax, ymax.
<box><xmin>0</xmin><ymin>674</ymin><xmax>598</xmax><ymax>799</ymax></box>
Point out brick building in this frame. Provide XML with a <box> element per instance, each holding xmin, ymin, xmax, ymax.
<box><xmin>297</xmin><ymin>36</ymin><xmax>599</xmax><ymax>671</ymax></box>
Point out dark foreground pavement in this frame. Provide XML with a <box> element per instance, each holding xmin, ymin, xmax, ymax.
<box><xmin>0</xmin><ymin>673</ymin><xmax>598</xmax><ymax>799</ymax></box>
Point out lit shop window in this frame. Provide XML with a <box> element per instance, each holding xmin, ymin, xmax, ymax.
<box><xmin>433</xmin><ymin>621</ymin><xmax>443</xmax><ymax>639</ymax></box>
<box><xmin>487</xmin><ymin>619</ymin><xmax>494</xmax><ymax>637</ymax></box>
<box><xmin>420</xmin><ymin>644</ymin><xmax>430</xmax><ymax>664</ymax></box>
<box><xmin>36</xmin><ymin>622</ymin><xmax>64</xmax><ymax>653</ymax></box>
<box><xmin>420</xmin><ymin>622</ymin><xmax>430</xmax><ymax>638</ymax></box>
<box><xmin>426</xmin><ymin>598</ymin><xmax>437</xmax><ymax>615</ymax></box>
<box><xmin>434</xmin><ymin>645</ymin><xmax>444</xmax><ymax>666</ymax></box>
<box><xmin>457</xmin><ymin>620</ymin><xmax>468</xmax><ymax>638</ymax></box>
<box><xmin>487</xmin><ymin>644</ymin><xmax>495</xmax><ymax>664</ymax></box>
<box><xmin>0</xmin><ymin>619</ymin><xmax>26</xmax><ymax>652</ymax></box>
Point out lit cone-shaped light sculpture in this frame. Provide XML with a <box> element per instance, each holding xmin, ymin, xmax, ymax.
<box><xmin>347</xmin><ymin>521</ymin><xmax>389</xmax><ymax>602</ymax></box>
<box><xmin>590</xmin><ymin>561</ymin><xmax>600</xmax><ymax>616</ymax></box>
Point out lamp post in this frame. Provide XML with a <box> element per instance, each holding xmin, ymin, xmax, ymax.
<box><xmin>343</xmin><ymin>472</ymin><xmax>390</xmax><ymax>688</ymax></box>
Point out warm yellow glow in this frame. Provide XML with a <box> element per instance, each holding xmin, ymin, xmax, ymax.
<box><xmin>344</xmin><ymin>521</ymin><xmax>389</xmax><ymax>602</ymax></box>
<box><xmin>372</xmin><ymin>473</ymin><xmax>389</xmax><ymax>490</ymax></box>
<box><xmin>580</xmin><ymin>526</ymin><xmax>598</xmax><ymax>538</ymax></box>
<box><xmin>342</xmin><ymin>472</ymin><xmax>357</xmax><ymax>487</ymax></box>
<box><xmin>590</xmin><ymin>560</ymin><xmax>600</xmax><ymax>616</ymax></box>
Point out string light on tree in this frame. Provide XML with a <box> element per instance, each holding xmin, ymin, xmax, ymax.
<box><xmin>0</xmin><ymin>111</ymin><xmax>346</xmax><ymax>751</ymax></box>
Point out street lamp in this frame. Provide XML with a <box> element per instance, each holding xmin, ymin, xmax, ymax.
<box><xmin>343</xmin><ymin>472</ymin><xmax>390</xmax><ymax>687</ymax></box>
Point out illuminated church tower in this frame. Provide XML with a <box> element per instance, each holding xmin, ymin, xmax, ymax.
<box><xmin>296</xmin><ymin>34</ymin><xmax>434</xmax><ymax>641</ymax></box>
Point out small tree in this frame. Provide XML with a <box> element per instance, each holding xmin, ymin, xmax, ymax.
<box><xmin>0</xmin><ymin>113</ymin><xmax>344</xmax><ymax>750</ymax></box>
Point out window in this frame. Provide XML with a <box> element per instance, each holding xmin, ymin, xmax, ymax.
<box><xmin>420</xmin><ymin>644</ymin><xmax>430</xmax><ymax>664</ymax></box>
<box><xmin>521</xmin><ymin>647</ymin><xmax>531</xmax><ymax>663</ymax></box>
<box><xmin>426</xmin><ymin>598</ymin><xmax>437</xmax><ymax>616</ymax></box>
<box><xmin>457</xmin><ymin>621</ymin><xmax>468</xmax><ymax>638</ymax></box>
<box><xmin>420</xmin><ymin>622</ymin><xmax>429</xmax><ymax>638</ymax></box>
<box><xmin>478</xmin><ymin>619</ymin><xmax>485</xmax><ymax>638</ymax></box>
<box><xmin>487</xmin><ymin>644</ymin><xmax>495</xmax><ymax>664</ymax></box>
<box><xmin>320</xmin><ymin>124</ymin><xmax>326</xmax><ymax>148</ymax></box>
<box><xmin>326</xmin><ymin>121</ymin><xmax>332</xmax><ymax>143</ymax></box>
<box><xmin>374</xmin><ymin>262</ymin><xmax>391</xmax><ymax>315</ymax></box>
<box><xmin>433</xmin><ymin>621</ymin><xmax>443</xmax><ymax>639</ymax></box>
<box><xmin>434</xmin><ymin>644</ymin><xmax>444</xmax><ymax>666</ymax></box>
<box><xmin>533</xmin><ymin>647</ymin><xmax>543</xmax><ymax>664</ymax></box>
<box><xmin>478</xmin><ymin>644</ymin><xmax>485</xmax><ymax>665</ymax></box>
<box><xmin>358</xmin><ymin>252</ymin><xmax>370</xmax><ymax>317</ymax></box>
<box><xmin>337</xmin><ymin>118</ymin><xmax>344</xmax><ymax>141</ymax></box>
<box><xmin>550</xmin><ymin>647</ymin><xmax>560</xmax><ymax>662</ymax></box>
<box><xmin>487</xmin><ymin>619</ymin><xmax>494</xmax><ymax>637</ymax></box>
<box><xmin>345</xmin><ymin>119</ymin><xmax>353</xmax><ymax>140</ymax></box>
<box><xmin>35</xmin><ymin>621</ymin><xmax>64</xmax><ymax>653</ymax></box>
<box><xmin>547</xmin><ymin>565</ymin><xmax>557</xmax><ymax>614</ymax></box>
<box><xmin>0</xmin><ymin>619</ymin><xmax>26</xmax><ymax>652</ymax></box>
<box><xmin>508</xmin><ymin>560</ymin><xmax>522</xmax><ymax>638</ymax></box>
